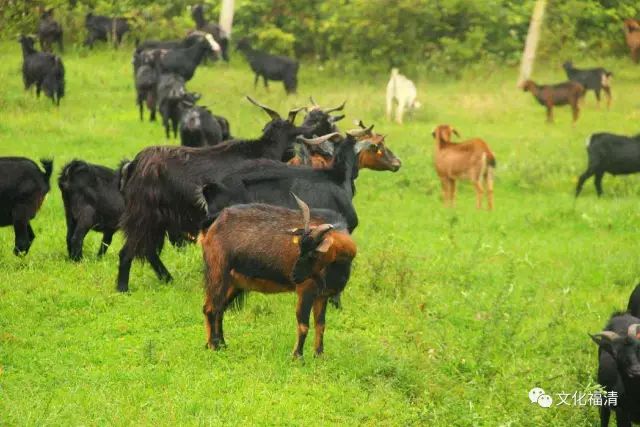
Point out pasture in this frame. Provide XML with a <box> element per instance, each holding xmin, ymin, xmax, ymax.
<box><xmin>2</xmin><ymin>41</ymin><xmax>640</xmax><ymax>425</ymax></box>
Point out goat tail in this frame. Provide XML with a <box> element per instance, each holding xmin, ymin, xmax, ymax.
<box><xmin>40</xmin><ymin>158</ymin><xmax>54</xmax><ymax>184</ymax></box>
<box><xmin>485</xmin><ymin>149</ymin><xmax>496</xmax><ymax>168</ymax></box>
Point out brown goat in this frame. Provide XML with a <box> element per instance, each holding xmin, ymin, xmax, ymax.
<box><xmin>521</xmin><ymin>80</ymin><xmax>585</xmax><ymax>124</ymax></box>
<box><xmin>624</xmin><ymin>19</ymin><xmax>640</xmax><ymax>63</ymax></box>
<box><xmin>201</xmin><ymin>195</ymin><xmax>357</xmax><ymax>358</ymax></box>
<box><xmin>432</xmin><ymin>125</ymin><xmax>496</xmax><ymax>210</ymax></box>
<box><xmin>288</xmin><ymin>122</ymin><xmax>402</xmax><ymax>172</ymax></box>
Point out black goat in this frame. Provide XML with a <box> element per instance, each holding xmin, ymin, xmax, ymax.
<box><xmin>84</xmin><ymin>13</ymin><xmax>129</xmax><ymax>48</ymax></box>
<box><xmin>0</xmin><ymin>157</ymin><xmax>53</xmax><ymax>255</ymax></box>
<box><xmin>191</xmin><ymin>4</ymin><xmax>230</xmax><ymax>62</ymax></box>
<box><xmin>38</xmin><ymin>8</ymin><xmax>63</xmax><ymax>52</ymax></box>
<box><xmin>302</xmin><ymin>97</ymin><xmax>346</xmax><ymax>137</ymax></box>
<box><xmin>133</xmin><ymin>32</ymin><xmax>210</xmax><ymax>69</ymax></box>
<box><xmin>19</xmin><ymin>35</ymin><xmax>65</xmax><ymax>106</ymax></box>
<box><xmin>576</xmin><ymin>132</ymin><xmax>640</xmax><ymax>197</ymax></box>
<box><xmin>157</xmin><ymin>73</ymin><xmax>199</xmax><ymax>139</ymax></box>
<box><xmin>214</xmin><ymin>114</ymin><xmax>232</xmax><ymax>140</ymax></box>
<box><xmin>591</xmin><ymin>312</ymin><xmax>640</xmax><ymax>426</ymax></box>
<box><xmin>58</xmin><ymin>160</ymin><xmax>124</xmax><ymax>261</ymax></box>
<box><xmin>134</xmin><ymin>50</ymin><xmax>161</xmax><ymax>121</ymax></box>
<box><xmin>116</xmin><ymin>97</ymin><xmax>310</xmax><ymax>292</ymax></box>
<box><xmin>563</xmin><ymin>61</ymin><xmax>612</xmax><ymax>108</ymax></box>
<box><xmin>179</xmin><ymin>105</ymin><xmax>223</xmax><ymax>147</ymax></box>
<box><xmin>237</xmin><ymin>38</ymin><xmax>299</xmax><ymax>94</ymax></box>
<box><xmin>158</xmin><ymin>33</ymin><xmax>220</xmax><ymax>81</ymax></box>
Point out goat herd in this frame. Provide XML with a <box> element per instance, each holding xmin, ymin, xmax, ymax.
<box><xmin>6</xmin><ymin>7</ymin><xmax>640</xmax><ymax>425</ymax></box>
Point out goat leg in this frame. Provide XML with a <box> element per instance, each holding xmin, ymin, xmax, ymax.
<box><xmin>117</xmin><ymin>244</ymin><xmax>134</xmax><ymax>292</ymax></box>
<box><xmin>98</xmin><ymin>229</ymin><xmax>115</xmax><ymax>257</ymax></box>
<box><xmin>12</xmin><ymin>218</ymin><xmax>31</xmax><ymax>256</ymax></box>
<box><xmin>292</xmin><ymin>283</ymin><xmax>315</xmax><ymax>359</ymax></box>
<box><xmin>312</xmin><ymin>297</ymin><xmax>328</xmax><ymax>357</ymax></box>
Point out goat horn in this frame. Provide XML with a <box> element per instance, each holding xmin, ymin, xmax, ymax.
<box><xmin>328</xmin><ymin>114</ymin><xmax>345</xmax><ymax>123</ymax></box>
<box><xmin>291</xmin><ymin>193</ymin><xmax>310</xmax><ymax>234</ymax></box>
<box><xmin>309</xmin><ymin>96</ymin><xmax>319</xmax><ymax>107</ymax></box>
<box><xmin>346</xmin><ymin>124</ymin><xmax>374</xmax><ymax>137</ymax></box>
<box><xmin>592</xmin><ymin>331</ymin><xmax>622</xmax><ymax>342</ymax></box>
<box><xmin>628</xmin><ymin>324</ymin><xmax>640</xmax><ymax>338</ymax></box>
<box><xmin>246</xmin><ymin>96</ymin><xmax>280</xmax><ymax>120</ymax></box>
<box><xmin>297</xmin><ymin>132</ymin><xmax>341</xmax><ymax>146</ymax></box>
<box><xmin>356</xmin><ymin>119</ymin><xmax>367</xmax><ymax>129</ymax></box>
<box><xmin>287</xmin><ymin>107</ymin><xmax>305</xmax><ymax>124</ymax></box>
<box><xmin>452</xmin><ymin>128</ymin><xmax>460</xmax><ymax>137</ymax></box>
<box><xmin>323</xmin><ymin>100</ymin><xmax>346</xmax><ymax>114</ymax></box>
<box><xmin>310</xmin><ymin>223</ymin><xmax>334</xmax><ymax>241</ymax></box>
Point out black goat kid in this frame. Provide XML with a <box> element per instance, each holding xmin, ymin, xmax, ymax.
<box><xmin>38</xmin><ymin>8</ymin><xmax>63</xmax><ymax>52</ymax></box>
<box><xmin>180</xmin><ymin>105</ymin><xmax>223</xmax><ymax>147</ymax></box>
<box><xmin>0</xmin><ymin>158</ymin><xmax>53</xmax><ymax>255</ymax></box>
<box><xmin>19</xmin><ymin>35</ymin><xmax>65</xmax><ymax>106</ymax></box>
<box><xmin>58</xmin><ymin>160</ymin><xmax>125</xmax><ymax>261</ymax></box>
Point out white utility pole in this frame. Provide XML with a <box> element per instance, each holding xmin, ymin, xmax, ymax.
<box><xmin>220</xmin><ymin>0</ymin><xmax>235</xmax><ymax>36</ymax></box>
<box><xmin>518</xmin><ymin>0</ymin><xmax>547</xmax><ymax>87</ymax></box>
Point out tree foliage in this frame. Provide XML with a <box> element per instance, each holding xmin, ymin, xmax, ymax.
<box><xmin>2</xmin><ymin>0</ymin><xmax>639</xmax><ymax>75</ymax></box>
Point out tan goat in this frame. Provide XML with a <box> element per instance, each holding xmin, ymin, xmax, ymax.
<box><xmin>432</xmin><ymin>124</ymin><xmax>496</xmax><ymax>210</ymax></box>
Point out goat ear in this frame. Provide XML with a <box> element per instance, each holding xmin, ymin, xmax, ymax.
<box><xmin>452</xmin><ymin>128</ymin><xmax>460</xmax><ymax>137</ymax></box>
<box><xmin>315</xmin><ymin>237</ymin><xmax>333</xmax><ymax>253</ymax></box>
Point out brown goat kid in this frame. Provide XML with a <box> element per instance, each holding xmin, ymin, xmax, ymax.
<box><xmin>201</xmin><ymin>195</ymin><xmax>356</xmax><ymax>358</ymax></box>
<box><xmin>521</xmin><ymin>80</ymin><xmax>585</xmax><ymax>124</ymax></box>
<box><xmin>624</xmin><ymin>19</ymin><xmax>640</xmax><ymax>63</ymax></box>
<box><xmin>432</xmin><ymin>125</ymin><xmax>496</xmax><ymax>210</ymax></box>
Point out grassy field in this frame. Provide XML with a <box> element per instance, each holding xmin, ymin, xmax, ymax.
<box><xmin>2</xmin><ymin>40</ymin><xmax>640</xmax><ymax>425</ymax></box>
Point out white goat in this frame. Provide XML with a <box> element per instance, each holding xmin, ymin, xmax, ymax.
<box><xmin>386</xmin><ymin>68</ymin><xmax>421</xmax><ymax>124</ymax></box>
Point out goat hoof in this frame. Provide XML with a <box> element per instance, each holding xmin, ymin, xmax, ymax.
<box><xmin>313</xmin><ymin>350</ymin><xmax>324</xmax><ymax>358</ymax></box>
<box><xmin>291</xmin><ymin>351</ymin><xmax>304</xmax><ymax>361</ymax></box>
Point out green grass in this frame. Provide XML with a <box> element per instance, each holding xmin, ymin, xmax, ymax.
<box><xmin>2</xmin><ymin>41</ymin><xmax>640</xmax><ymax>425</ymax></box>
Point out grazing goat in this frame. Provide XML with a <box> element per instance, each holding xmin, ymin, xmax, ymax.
<box><xmin>202</xmin><ymin>195</ymin><xmax>356</xmax><ymax>357</ymax></box>
<box><xmin>58</xmin><ymin>160</ymin><xmax>124</xmax><ymax>261</ymax></box>
<box><xmin>134</xmin><ymin>50</ymin><xmax>160</xmax><ymax>122</ymax></box>
<box><xmin>191</xmin><ymin>4</ymin><xmax>229</xmax><ymax>62</ymax></box>
<box><xmin>432</xmin><ymin>125</ymin><xmax>496</xmax><ymax>210</ymax></box>
<box><xmin>590</xmin><ymin>312</ymin><xmax>640</xmax><ymax>426</ymax></box>
<box><xmin>624</xmin><ymin>19</ymin><xmax>640</xmax><ymax>63</ymax></box>
<box><xmin>237</xmin><ymin>38</ymin><xmax>299</xmax><ymax>94</ymax></box>
<box><xmin>562</xmin><ymin>61</ymin><xmax>612</xmax><ymax>108</ymax></box>
<box><xmin>0</xmin><ymin>158</ymin><xmax>53</xmax><ymax>255</ymax></box>
<box><xmin>521</xmin><ymin>80</ymin><xmax>585</xmax><ymax>124</ymax></box>
<box><xmin>386</xmin><ymin>68</ymin><xmax>421</xmax><ymax>124</ymax></box>
<box><xmin>116</xmin><ymin>97</ymin><xmax>310</xmax><ymax>292</ymax></box>
<box><xmin>157</xmin><ymin>73</ymin><xmax>199</xmax><ymax>139</ymax></box>
<box><xmin>180</xmin><ymin>105</ymin><xmax>223</xmax><ymax>147</ymax></box>
<box><xmin>38</xmin><ymin>8</ymin><xmax>63</xmax><ymax>52</ymax></box>
<box><xmin>158</xmin><ymin>33</ymin><xmax>221</xmax><ymax>81</ymax></box>
<box><xmin>84</xmin><ymin>13</ymin><xmax>130</xmax><ymax>48</ymax></box>
<box><xmin>575</xmin><ymin>132</ymin><xmax>640</xmax><ymax>198</ymax></box>
<box><xmin>19</xmin><ymin>35</ymin><xmax>65</xmax><ymax>106</ymax></box>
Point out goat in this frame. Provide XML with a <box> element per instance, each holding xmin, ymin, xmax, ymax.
<box><xmin>575</xmin><ymin>132</ymin><xmax>640</xmax><ymax>198</ymax></box>
<box><xmin>58</xmin><ymin>160</ymin><xmax>124</xmax><ymax>261</ymax></box>
<box><xmin>432</xmin><ymin>124</ymin><xmax>496</xmax><ymax>210</ymax></box>
<box><xmin>624</xmin><ymin>19</ymin><xmax>640</xmax><ymax>63</ymax></box>
<box><xmin>37</xmin><ymin>8</ymin><xmax>63</xmax><ymax>52</ymax></box>
<box><xmin>521</xmin><ymin>80</ymin><xmax>585</xmax><ymax>124</ymax></box>
<box><xmin>202</xmin><ymin>194</ymin><xmax>356</xmax><ymax>357</ymax></box>
<box><xmin>134</xmin><ymin>50</ymin><xmax>160</xmax><ymax>122</ymax></box>
<box><xmin>302</xmin><ymin>97</ymin><xmax>346</xmax><ymax>137</ymax></box>
<box><xmin>0</xmin><ymin>157</ymin><xmax>53</xmax><ymax>255</ymax></box>
<box><xmin>214</xmin><ymin>114</ymin><xmax>232</xmax><ymax>140</ymax></box>
<box><xmin>116</xmin><ymin>97</ymin><xmax>310</xmax><ymax>292</ymax></box>
<box><xmin>562</xmin><ymin>61</ymin><xmax>612</xmax><ymax>108</ymax></box>
<box><xmin>180</xmin><ymin>105</ymin><xmax>223</xmax><ymax>147</ymax></box>
<box><xmin>386</xmin><ymin>68</ymin><xmax>421</xmax><ymax>124</ymax></box>
<box><xmin>628</xmin><ymin>284</ymin><xmax>640</xmax><ymax>318</ymax></box>
<box><xmin>236</xmin><ymin>38</ymin><xmax>299</xmax><ymax>94</ymax></box>
<box><xmin>191</xmin><ymin>4</ymin><xmax>230</xmax><ymax>62</ymax></box>
<box><xmin>157</xmin><ymin>73</ymin><xmax>200</xmax><ymax>139</ymax></box>
<box><xmin>84</xmin><ymin>13</ymin><xmax>130</xmax><ymax>49</ymax></box>
<box><xmin>158</xmin><ymin>33</ymin><xmax>221</xmax><ymax>81</ymax></box>
<box><xmin>590</xmin><ymin>312</ymin><xmax>640</xmax><ymax>426</ymax></box>
<box><xmin>19</xmin><ymin>35</ymin><xmax>64</xmax><ymax>106</ymax></box>
<box><xmin>289</xmin><ymin>120</ymin><xmax>401</xmax><ymax>173</ymax></box>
